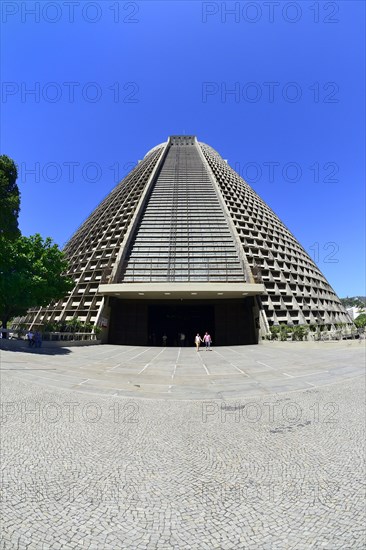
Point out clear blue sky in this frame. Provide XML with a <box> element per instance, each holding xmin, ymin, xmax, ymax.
<box><xmin>1</xmin><ymin>1</ymin><xmax>365</xmax><ymax>297</ymax></box>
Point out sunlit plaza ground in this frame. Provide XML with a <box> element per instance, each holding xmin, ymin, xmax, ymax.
<box><xmin>1</xmin><ymin>340</ymin><xmax>365</xmax><ymax>549</ymax></box>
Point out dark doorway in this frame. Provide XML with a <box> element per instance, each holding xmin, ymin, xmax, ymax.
<box><xmin>148</xmin><ymin>303</ymin><xmax>214</xmax><ymax>347</ymax></box>
<box><xmin>108</xmin><ymin>297</ymin><xmax>259</xmax><ymax>346</ymax></box>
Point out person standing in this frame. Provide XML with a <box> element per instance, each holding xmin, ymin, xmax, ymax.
<box><xmin>162</xmin><ymin>334</ymin><xmax>167</xmax><ymax>347</ymax></box>
<box><xmin>195</xmin><ymin>333</ymin><xmax>203</xmax><ymax>352</ymax></box>
<box><xmin>34</xmin><ymin>331</ymin><xmax>42</xmax><ymax>348</ymax></box>
<box><xmin>26</xmin><ymin>330</ymin><xmax>34</xmax><ymax>347</ymax></box>
<box><xmin>203</xmin><ymin>332</ymin><xmax>212</xmax><ymax>350</ymax></box>
<box><xmin>180</xmin><ymin>332</ymin><xmax>186</xmax><ymax>347</ymax></box>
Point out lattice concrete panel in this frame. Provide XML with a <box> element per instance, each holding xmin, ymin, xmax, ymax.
<box><xmin>199</xmin><ymin>142</ymin><xmax>350</xmax><ymax>327</ymax></box>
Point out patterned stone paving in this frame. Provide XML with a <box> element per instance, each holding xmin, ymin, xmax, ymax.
<box><xmin>0</xmin><ymin>341</ymin><xmax>365</xmax><ymax>549</ymax></box>
<box><xmin>0</xmin><ymin>340</ymin><xmax>365</xmax><ymax>400</ymax></box>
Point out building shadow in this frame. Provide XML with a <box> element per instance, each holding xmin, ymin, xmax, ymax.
<box><xmin>0</xmin><ymin>342</ymin><xmax>72</xmax><ymax>356</ymax></box>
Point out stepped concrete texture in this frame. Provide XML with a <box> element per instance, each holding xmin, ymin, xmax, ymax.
<box><xmin>1</xmin><ymin>340</ymin><xmax>365</xmax><ymax>549</ymax></box>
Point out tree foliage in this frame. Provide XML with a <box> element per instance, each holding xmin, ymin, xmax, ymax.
<box><xmin>0</xmin><ymin>234</ymin><xmax>73</xmax><ymax>327</ymax></box>
<box><xmin>354</xmin><ymin>314</ymin><xmax>366</xmax><ymax>328</ymax></box>
<box><xmin>0</xmin><ymin>155</ymin><xmax>20</xmax><ymax>239</ymax></box>
<box><xmin>0</xmin><ymin>155</ymin><xmax>73</xmax><ymax>333</ymax></box>
<box><xmin>42</xmin><ymin>318</ymin><xmax>102</xmax><ymax>336</ymax></box>
<box><xmin>340</xmin><ymin>296</ymin><xmax>366</xmax><ymax>308</ymax></box>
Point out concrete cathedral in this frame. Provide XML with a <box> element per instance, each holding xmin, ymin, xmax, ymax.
<box><xmin>23</xmin><ymin>136</ymin><xmax>352</xmax><ymax>345</ymax></box>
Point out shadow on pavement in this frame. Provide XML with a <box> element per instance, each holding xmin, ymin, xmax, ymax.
<box><xmin>0</xmin><ymin>342</ymin><xmax>72</xmax><ymax>355</ymax></box>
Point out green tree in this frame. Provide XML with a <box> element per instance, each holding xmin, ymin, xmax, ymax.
<box><xmin>291</xmin><ymin>325</ymin><xmax>309</xmax><ymax>341</ymax></box>
<box><xmin>341</xmin><ymin>296</ymin><xmax>366</xmax><ymax>308</ymax></box>
<box><xmin>0</xmin><ymin>155</ymin><xmax>20</xmax><ymax>239</ymax></box>
<box><xmin>354</xmin><ymin>314</ymin><xmax>366</xmax><ymax>328</ymax></box>
<box><xmin>0</xmin><ymin>234</ymin><xmax>73</xmax><ymax>332</ymax></box>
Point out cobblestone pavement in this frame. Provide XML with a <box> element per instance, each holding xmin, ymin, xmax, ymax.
<box><xmin>0</xmin><ymin>342</ymin><xmax>365</xmax><ymax>549</ymax></box>
<box><xmin>0</xmin><ymin>340</ymin><xmax>365</xmax><ymax>400</ymax></box>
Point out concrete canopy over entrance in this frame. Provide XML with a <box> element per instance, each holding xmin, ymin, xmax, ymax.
<box><xmin>98</xmin><ymin>282</ymin><xmax>264</xmax><ymax>300</ymax></box>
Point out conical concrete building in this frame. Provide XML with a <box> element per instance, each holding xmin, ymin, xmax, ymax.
<box><xmin>24</xmin><ymin>136</ymin><xmax>352</xmax><ymax>345</ymax></box>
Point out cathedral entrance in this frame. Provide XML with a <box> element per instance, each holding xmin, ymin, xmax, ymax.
<box><xmin>148</xmin><ymin>303</ymin><xmax>214</xmax><ymax>347</ymax></box>
<box><xmin>107</xmin><ymin>297</ymin><xmax>259</xmax><ymax>346</ymax></box>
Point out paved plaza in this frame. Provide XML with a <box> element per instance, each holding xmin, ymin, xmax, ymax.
<box><xmin>0</xmin><ymin>341</ymin><xmax>365</xmax><ymax>549</ymax></box>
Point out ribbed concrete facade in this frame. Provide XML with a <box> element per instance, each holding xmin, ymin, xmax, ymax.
<box><xmin>199</xmin><ymin>142</ymin><xmax>351</xmax><ymax>327</ymax></box>
<box><xmin>23</xmin><ymin>136</ymin><xmax>352</xmax><ymax>344</ymax></box>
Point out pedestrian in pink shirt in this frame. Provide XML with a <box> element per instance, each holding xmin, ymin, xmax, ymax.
<box><xmin>203</xmin><ymin>332</ymin><xmax>212</xmax><ymax>350</ymax></box>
